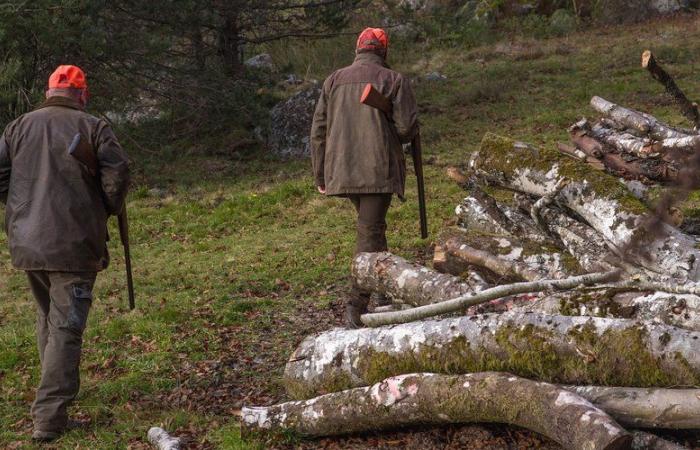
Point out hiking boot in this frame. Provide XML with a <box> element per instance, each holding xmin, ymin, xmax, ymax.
<box><xmin>371</xmin><ymin>292</ymin><xmax>392</xmax><ymax>307</ymax></box>
<box><xmin>32</xmin><ymin>419</ymin><xmax>86</xmax><ymax>442</ymax></box>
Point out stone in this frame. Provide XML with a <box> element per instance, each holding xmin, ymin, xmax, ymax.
<box><xmin>268</xmin><ymin>83</ymin><xmax>321</xmax><ymax>159</ymax></box>
<box><xmin>244</xmin><ymin>53</ymin><xmax>275</xmax><ymax>71</ymax></box>
<box><xmin>425</xmin><ymin>72</ymin><xmax>448</xmax><ymax>81</ymax></box>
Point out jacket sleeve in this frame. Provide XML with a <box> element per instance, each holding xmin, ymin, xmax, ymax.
<box><xmin>310</xmin><ymin>79</ymin><xmax>329</xmax><ymax>187</ymax></box>
<box><xmin>0</xmin><ymin>125</ymin><xmax>12</xmax><ymax>205</ymax></box>
<box><xmin>391</xmin><ymin>74</ymin><xmax>419</xmax><ymax>144</ymax></box>
<box><xmin>95</xmin><ymin>120</ymin><xmax>130</xmax><ymax>215</ymax></box>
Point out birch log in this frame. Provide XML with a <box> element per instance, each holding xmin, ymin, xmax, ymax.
<box><xmin>245</xmin><ymin>372</ymin><xmax>632</xmax><ymax>450</ymax></box>
<box><xmin>590</xmin><ymin>96</ymin><xmax>690</xmax><ymax>140</ymax></box>
<box><xmin>352</xmin><ymin>252</ymin><xmax>487</xmax><ymax>307</ymax></box>
<box><xmin>565</xmin><ymin>385</ymin><xmax>700</xmax><ymax>429</ymax></box>
<box><xmin>632</xmin><ymin>431</ymin><xmax>690</xmax><ymax>450</ymax></box>
<box><xmin>147</xmin><ymin>427</ymin><xmax>181</xmax><ymax>450</ymax></box>
<box><xmin>588</xmin><ymin>122</ymin><xmax>660</xmax><ymax>158</ymax></box>
<box><xmin>284</xmin><ymin>312</ymin><xmax>700</xmax><ymax>398</ymax></box>
<box><xmin>470</xmin><ymin>132</ymin><xmax>700</xmax><ymax>283</ymax></box>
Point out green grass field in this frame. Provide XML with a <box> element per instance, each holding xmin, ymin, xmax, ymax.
<box><xmin>1</xmin><ymin>14</ymin><xmax>699</xmax><ymax>449</ymax></box>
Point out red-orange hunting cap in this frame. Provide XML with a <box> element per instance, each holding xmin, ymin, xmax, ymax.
<box><xmin>356</xmin><ymin>27</ymin><xmax>388</xmax><ymax>51</ymax></box>
<box><xmin>48</xmin><ymin>65</ymin><xmax>87</xmax><ymax>90</ymax></box>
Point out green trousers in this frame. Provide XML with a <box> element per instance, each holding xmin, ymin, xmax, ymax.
<box><xmin>347</xmin><ymin>194</ymin><xmax>392</xmax><ymax>307</ymax></box>
<box><xmin>26</xmin><ymin>271</ymin><xmax>96</xmax><ymax>432</ymax></box>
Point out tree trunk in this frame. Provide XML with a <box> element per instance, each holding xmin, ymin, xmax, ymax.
<box><xmin>284</xmin><ymin>312</ymin><xmax>700</xmax><ymax>398</ymax></box>
<box><xmin>352</xmin><ymin>252</ymin><xmax>487</xmax><ymax>307</ymax></box>
<box><xmin>360</xmin><ymin>271</ymin><xmax>618</xmax><ymax>327</ymax></box>
<box><xmin>246</xmin><ymin>372</ymin><xmax>631</xmax><ymax>450</ymax></box>
<box><xmin>565</xmin><ymin>385</ymin><xmax>700</xmax><ymax>429</ymax></box>
<box><xmin>471</xmin><ymin>132</ymin><xmax>700</xmax><ymax>283</ymax></box>
<box><xmin>590</xmin><ymin>96</ymin><xmax>690</xmax><ymax>140</ymax></box>
<box><xmin>642</xmin><ymin>50</ymin><xmax>700</xmax><ymax>130</ymax></box>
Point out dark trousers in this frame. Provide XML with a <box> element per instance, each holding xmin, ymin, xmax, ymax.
<box><xmin>347</xmin><ymin>194</ymin><xmax>392</xmax><ymax>307</ymax></box>
<box><xmin>26</xmin><ymin>271</ymin><xmax>96</xmax><ymax>432</ymax></box>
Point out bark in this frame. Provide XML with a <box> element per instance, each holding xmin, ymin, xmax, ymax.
<box><xmin>642</xmin><ymin>50</ymin><xmax>700</xmax><ymax>130</ymax></box>
<box><xmin>246</xmin><ymin>372</ymin><xmax>631</xmax><ymax>450</ymax></box>
<box><xmin>615</xmin><ymin>291</ymin><xmax>700</xmax><ymax>331</ymax></box>
<box><xmin>352</xmin><ymin>252</ymin><xmax>487</xmax><ymax>307</ymax></box>
<box><xmin>585</xmin><ymin>121</ymin><xmax>660</xmax><ymax>158</ymax></box>
<box><xmin>471</xmin><ymin>132</ymin><xmax>700</xmax><ymax>283</ymax></box>
<box><xmin>147</xmin><ymin>427</ymin><xmax>181</xmax><ymax>450</ymax></box>
<box><xmin>284</xmin><ymin>311</ymin><xmax>700</xmax><ymax>398</ymax></box>
<box><xmin>590</xmin><ymin>96</ymin><xmax>690</xmax><ymax>141</ymax></box>
<box><xmin>632</xmin><ymin>431</ymin><xmax>689</xmax><ymax>450</ymax></box>
<box><xmin>360</xmin><ymin>271</ymin><xmax>618</xmax><ymax>327</ymax></box>
<box><xmin>558</xmin><ymin>142</ymin><xmax>606</xmax><ymax>171</ymax></box>
<box><xmin>565</xmin><ymin>385</ymin><xmax>700</xmax><ymax>429</ymax></box>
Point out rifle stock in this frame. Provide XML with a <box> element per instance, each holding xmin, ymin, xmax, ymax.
<box><xmin>68</xmin><ymin>133</ymin><xmax>135</xmax><ymax>309</ymax></box>
<box><xmin>360</xmin><ymin>84</ymin><xmax>428</xmax><ymax>239</ymax></box>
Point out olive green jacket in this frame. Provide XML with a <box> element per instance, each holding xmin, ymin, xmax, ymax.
<box><xmin>0</xmin><ymin>96</ymin><xmax>130</xmax><ymax>272</ymax></box>
<box><xmin>310</xmin><ymin>52</ymin><xmax>418</xmax><ymax>198</ymax></box>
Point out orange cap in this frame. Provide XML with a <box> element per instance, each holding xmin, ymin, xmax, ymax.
<box><xmin>356</xmin><ymin>28</ymin><xmax>388</xmax><ymax>51</ymax></box>
<box><xmin>48</xmin><ymin>65</ymin><xmax>87</xmax><ymax>90</ymax></box>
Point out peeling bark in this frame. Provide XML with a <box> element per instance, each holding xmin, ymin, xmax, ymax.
<box><xmin>246</xmin><ymin>372</ymin><xmax>631</xmax><ymax>450</ymax></box>
<box><xmin>588</xmin><ymin>122</ymin><xmax>660</xmax><ymax>158</ymax></box>
<box><xmin>360</xmin><ymin>271</ymin><xmax>618</xmax><ymax>327</ymax></box>
<box><xmin>284</xmin><ymin>312</ymin><xmax>700</xmax><ymax>397</ymax></box>
<box><xmin>565</xmin><ymin>385</ymin><xmax>700</xmax><ymax>429</ymax></box>
<box><xmin>471</xmin><ymin>133</ymin><xmax>700</xmax><ymax>283</ymax></box>
<box><xmin>352</xmin><ymin>252</ymin><xmax>487</xmax><ymax>307</ymax></box>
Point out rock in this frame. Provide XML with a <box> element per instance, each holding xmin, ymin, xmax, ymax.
<box><xmin>594</xmin><ymin>0</ymin><xmax>689</xmax><ymax>23</ymax></box>
<box><xmin>268</xmin><ymin>83</ymin><xmax>321</xmax><ymax>159</ymax></box>
<box><xmin>390</xmin><ymin>23</ymin><xmax>421</xmax><ymax>41</ymax></box>
<box><xmin>425</xmin><ymin>72</ymin><xmax>447</xmax><ymax>81</ymax></box>
<box><xmin>244</xmin><ymin>53</ymin><xmax>275</xmax><ymax>71</ymax></box>
<box><xmin>283</xmin><ymin>74</ymin><xmax>303</xmax><ymax>86</ymax></box>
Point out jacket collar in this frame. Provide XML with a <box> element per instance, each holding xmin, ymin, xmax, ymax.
<box><xmin>35</xmin><ymin>96</ymin><xmax>85</xmax><ymax>111</ymax></box>
<box><xmin>353</xmin><ymin>51</ymin><xmax>389</xmax><ymax>68</ymax></box>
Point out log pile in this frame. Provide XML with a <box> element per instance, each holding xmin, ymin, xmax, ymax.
<box><xmin>242</xmin><ymin>52</ymin><xmax>700</xmax><ymax>448</ymax></box>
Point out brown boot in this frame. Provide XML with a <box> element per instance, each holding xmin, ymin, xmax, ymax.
<box><xmin>345</xmin><ymin>295</ymin><xmax>369</xmax><ymax>329</ymax></box>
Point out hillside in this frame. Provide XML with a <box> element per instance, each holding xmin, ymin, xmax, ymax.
<box><xmin>2</xmin><ymin>13</ymin><xmax>700</xmax><ymax>449</ymax></box>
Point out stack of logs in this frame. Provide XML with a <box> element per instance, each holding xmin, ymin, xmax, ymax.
<box><xmin>240</xmin><ymin>52</ymin><xmax>700</xmax><ymax>450</ymax></box>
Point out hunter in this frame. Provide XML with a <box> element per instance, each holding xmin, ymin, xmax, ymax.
<box><xmin>0</xmin><ymin>65</ymin><xmax>130</xmax><ymax>441</ymax></box>
<box><xmin>310</xmin><ymin>28</ymin><xmax>419</xmax><ymax>328</ymax></box>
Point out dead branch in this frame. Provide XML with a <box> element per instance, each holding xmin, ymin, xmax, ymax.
<box><xmin>642</xmin><ymin>50</ymin><xmax>700</xmax><ymax>130</ymax></box>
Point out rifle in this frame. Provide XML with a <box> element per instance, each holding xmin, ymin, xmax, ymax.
<box><xmin>68</xmin><ymin>133</ymin><xmax>135</xmax><ymax>310</ymax></box>
<box><xmin>360</xmin><ymin>84</ymin><xmax>428</xmax><ymax>239</ymax></box>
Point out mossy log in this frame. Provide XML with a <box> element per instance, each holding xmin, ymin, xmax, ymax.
<box><xmin>565</xmin><ymin>385</ymin><xmax>700</xmax><ymax>429</ymax></box>
<box><xmin>246</xmin><ymin>372</ymin><xmax>631</xmax><ymax>450</ymax></box>
<box><xmin>352</xmin><ymin>252</ymin><xmax>487</xmax><ymax>307</ymax></box>
<box><xmin>590</xmin><ymin>96</ymin><xmax>690</xmax><ymax>141</ymax></box>
<box><xmin>284</xmin><ymin>312</ymin><xmax>700</xmax><ymax>398</ymax></box>
<box><xmin>471</xmin><ymin>133</ymin><xmax>700</xmax><ymax>283</ymax></box>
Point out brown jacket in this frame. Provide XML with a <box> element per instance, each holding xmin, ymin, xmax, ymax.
<box><xmin>310</xmin><ymin>52</ymin><xmax>418</xmax><ymax>198</ymax></box>
<box><xmin>0</xmin><ymin>96</ymin><xmax>130</xmax><ymax>272</ymax></box>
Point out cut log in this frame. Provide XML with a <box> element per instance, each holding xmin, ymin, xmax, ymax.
<box><xmin>471</xmin><ymin>133</ymin><xmax>700</xmax><ymax>282</ymax></box>
<box><xmin>590</xmin><ymin>96</ymin><xmax>690</xmax><ymax>140</ymax></box>
<box><xmin>642</xmin><ymin>50</ymin><xmax>700</xmax><ymax>130</ymax></box>
<box><xmin>632</xmin><ymin>431</ymin><xmax>689</xmax><ymax>450</ymax></box>
<box><xmin>617</xmin><ymin>291</ymin><xmax>700</xmax><ymax>331</ymax></box>
<box><xmin>147</xmin><ymin>427</ymin><xmax>181</xmax><ymax>450</ymax></box>
<box><xmin>284</xmin><ymin>312</ymin><xmax>700</xmax><ymax>398</ymax></box>
<box><xmin>588</xmin><ymin>122</ymin><xmax>660</xmax><ymax>159</ymax></box>
<box><xmin>360</xmin><ymin>270</ymin><xmax>618</xmax><ymax>327</ymax></box>
<box><xmin>352</xmin><ymin>252</ymin><xmax>487</xmax><ymax>307</ymax></box>
<box><xmin>246</xmin><ymin>372</ymin><xmax>632</xmax><ymax>450</ymax></box>
<box><xmin>433</xmin><ymin>233</ymin><xmax>572</xmax><ymax>282</ymax></box>
<box><xmin>565</xmin><ymin>385</ymin><xmax>700</xmax><ymax>429</ymax></box>
<box><xmin>439</xmin><ymin>237</ymin><xmax>542</xmax><ymax>281</ymax></box>
<box><xmin>558</xmin><ymin>142</ymin><xmax>606</xmax><ymax>171</ymax></box>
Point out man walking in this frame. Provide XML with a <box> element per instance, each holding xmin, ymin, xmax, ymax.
<box><xmin>310</xmin><ymin>28</ymin><xmax>418</xmax><ymax>328</ymax></box>
<box><xmin>0</xmin><ymin>65</ymin><xmax>130</xmax><ymax>441</ymax></box>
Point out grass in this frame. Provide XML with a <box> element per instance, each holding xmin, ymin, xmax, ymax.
<box><xmin>1</xmin><ymin>12</ymin><xmax>700</xmax><ymax>449</ymax></box>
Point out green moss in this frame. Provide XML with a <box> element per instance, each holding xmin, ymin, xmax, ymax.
<box><xmin>291</xmin><ymin>322</ymin><xmax>700</xmax><ymax>397</ymax></box>
<box><xmin>284</xmin><ymin>371</ymin><xmax>353</xmax><ymax>400</ymax></box>
<box><xmin>478</xmin><ymin>133</ymin><xmax>648</xmax><ymax>215</ymax></box>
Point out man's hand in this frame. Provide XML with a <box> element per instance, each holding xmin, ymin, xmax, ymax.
<box><xmin>317</xmin><ymin>185</ymin><xmax>326</xmax><ymax>195</ymax></box>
